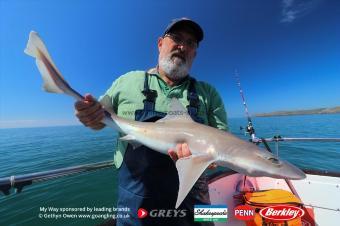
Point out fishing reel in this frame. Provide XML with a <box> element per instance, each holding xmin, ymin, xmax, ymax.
<box><xmin>240</xmin><ymin>122</ymin><xmax>260</xmax><ymax>143</ymax></box>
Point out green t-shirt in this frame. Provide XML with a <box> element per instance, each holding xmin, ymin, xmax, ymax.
<box><xmin>100</xmin><ymin>69</ymin><xmax>228</xmax><ymax>168</ymax></box>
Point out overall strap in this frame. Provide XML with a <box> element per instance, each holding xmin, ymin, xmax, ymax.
<box><xmin>187</xmin><ymin>77</ymin><xmax>200</xmax><ymax>118</ymax></box>
<box><xmin>141</xmin><ymin>72</ymin><xmax>158</xmax><ymax>111</ymax></box>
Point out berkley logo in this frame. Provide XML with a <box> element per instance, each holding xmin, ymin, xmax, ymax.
<box><xmin>259</xmin><ymin>205</ymin><xmax>305</xmax><ymax>221</ymax></box>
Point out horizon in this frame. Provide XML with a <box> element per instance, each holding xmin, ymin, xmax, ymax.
<box><xmin>1</xmin><ymin>0</ymin><xmax>340</xmax><ymax>129</ymax></box>
<box><xmin>1</xmin><ymin>113</ymin><xmax>340</xmax><ymax>129</ymax></box>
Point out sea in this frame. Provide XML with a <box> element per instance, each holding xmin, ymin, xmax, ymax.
<box><xmin>0</xmin><ymin>114</ymin><xmax>339</xmax><ymax>226</ymax></box>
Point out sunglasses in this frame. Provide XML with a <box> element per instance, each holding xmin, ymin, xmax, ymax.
<box><xmin>164</xmin><ymin>33</ymin><xmax>198</xmax><ymax>49</ymax></box>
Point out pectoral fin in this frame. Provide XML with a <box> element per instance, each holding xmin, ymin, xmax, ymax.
<box><xmin>175</xmin><ymin>155</ymin><xmax>215</xmax><ymax>208</ymax></box>
<box><xmin>119</xmin><ymin>135</ymin><xmax>142</xmax><ymax>149</ymax></box>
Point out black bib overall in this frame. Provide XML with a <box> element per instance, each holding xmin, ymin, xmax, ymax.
<box><xmin>116</xmin><ymin>73</ymin><xmax>212</xmax><ymax>226</ymax></box>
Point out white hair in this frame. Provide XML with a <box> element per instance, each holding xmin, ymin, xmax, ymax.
<box><xmin>158</xmin><ymin>53</ymin><xmax>189</xmax><ymax>80</ymax></box>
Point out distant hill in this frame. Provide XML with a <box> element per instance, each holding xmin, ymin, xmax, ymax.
<box><xmin>255</xmin><ymin>106</ymin><xmax>340</xmax><ymax>117</ymax></box>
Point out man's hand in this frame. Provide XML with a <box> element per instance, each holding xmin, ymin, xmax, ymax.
<box><xmin>168</xmin><ymin>143</ymin><xmax>191</xmax><ymax>161</ymax></box>
<box><xmin>74</xmin><ymin>94</ymin><xmax>105</xmax><ymax>130</ymax></box>
<box><xmin>168</xmin><ymin>143</ymin><xmax>217</xmax><ymax>169</ymax></box>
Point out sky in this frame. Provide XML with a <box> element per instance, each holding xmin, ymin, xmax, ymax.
<box><xmin>0</xmin><ymin>0</ymin><xmax>339</xmax><ymax>128</ymax></box>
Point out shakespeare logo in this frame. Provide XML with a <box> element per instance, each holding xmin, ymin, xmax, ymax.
<box><xmin>194</xmin><ymin>205</ymin><xmax>228</xmax><ymax>222</ymax></box>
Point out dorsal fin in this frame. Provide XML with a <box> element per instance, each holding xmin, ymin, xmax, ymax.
<box><xmin>156</xmin><ymin>98</ymin><xmax>193</xmax><ymax>123</ymax></box>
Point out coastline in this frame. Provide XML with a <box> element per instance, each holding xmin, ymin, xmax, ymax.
<box><xmin>255</xmin><ymin>107</ymin><xmax>340</xmax><ymax>117</ymax></box>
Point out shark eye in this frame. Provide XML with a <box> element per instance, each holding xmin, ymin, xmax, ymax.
<box><xmin>257</xmin><ymin>152</ymin><xmax>281</xmax><ymax>165</ymax></box>
<box><xmin>267</xmin><ymin>157</ymin><xmax>280</xmax><ymax>164</ymax></box>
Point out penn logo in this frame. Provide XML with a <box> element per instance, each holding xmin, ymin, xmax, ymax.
<box><xmin>259</xmin><ymin>205</ymin><xmax>305</xmax><ymax>221</ymax></box>
<box><xmin>137</xmin><ymin>208</ymin><xmax>148</xmax><ymax>218</ymax></box>
<box><xmin>234</xmin><ymin>205</ymin><xmax>255</xmax><ymax>221</ymax></box>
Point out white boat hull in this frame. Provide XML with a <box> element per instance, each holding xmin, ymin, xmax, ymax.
<box><xmin>208</xmin><ymin>171</ymin><xmax>340</xmax><ymax>226</ymax></box>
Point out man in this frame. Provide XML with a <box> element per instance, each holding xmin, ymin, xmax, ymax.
<box><xmin>75</xmin><ymin>18</ymin><xmax>228</xmax><ymax>226</ymax></box>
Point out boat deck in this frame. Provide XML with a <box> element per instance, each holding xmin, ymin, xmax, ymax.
<box><xmin>208</xmin><ymin>170</ymin><xmax>340</xmax><ymax>226</ymax></box>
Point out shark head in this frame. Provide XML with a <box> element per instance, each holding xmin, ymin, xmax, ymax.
<box><xmin>219</xmin><ymin>143</ymin><xmax>306</xmax><ymax>180</ymax></box>
<box><xmin>242</xmin><ymin>149</ymin><xmax>306</xmax><ymax>180</ymax></box>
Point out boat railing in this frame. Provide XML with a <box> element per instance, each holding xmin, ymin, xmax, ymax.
<box><xmin>0</xmin><ymin>160</ymin><xmax>114</xmax><ymax>196</ymax></box>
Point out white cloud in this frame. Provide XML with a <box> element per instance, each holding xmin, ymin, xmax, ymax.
<box><xmin>280</xmin><ymin>0</ymin><xmax>320</xmax><ymax>23</ymax></box>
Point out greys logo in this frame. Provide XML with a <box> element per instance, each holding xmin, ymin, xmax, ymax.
<box><xmin>138</xmin><ymin>208</ymin><xmax>187</xmax><ymax>218</ymax></box>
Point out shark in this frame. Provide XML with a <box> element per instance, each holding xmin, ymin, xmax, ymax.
<box><xmin>24</xmin><ymin>31</ymin><xmax>306</xmax><ymax>208</ymax></box>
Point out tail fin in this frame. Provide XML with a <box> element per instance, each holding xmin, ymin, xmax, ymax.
<box><xmin>24</xmin><ymin>31</ymin><xmax>61</xmax><ymax>74</ymax></box>
<box><xmin>24</xmin><ymin>31</ymin><xmax>56</xmax><ymax>66</ymax></box>
<box><xmin>24</xmin><ymin>31</ymin><xmax>68</xmax><ymax>94</ymax></box>
<box><xmin>24</xmin><ymin>31</ymin><xmax>121</xmax><ymax>131</ymax></box>
<box><xmin>24</xmin><ymin>31</ymin><xmax>44</xmax><ymax>57</ymax></box>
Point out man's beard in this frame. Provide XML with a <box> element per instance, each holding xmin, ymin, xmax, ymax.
<box><xmin>158</xmin><ymin>53</ymin><xmax>190</xmax><ymax>80</ymax></box>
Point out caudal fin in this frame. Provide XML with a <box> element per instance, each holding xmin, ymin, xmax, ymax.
<box><xmin>24</xmin><ymin>31</ymin><xmax>121</xmax><ymax>131</ymax></box>
<box><xmin>24</xmin><ymin>31</ymin><xmax>71</xmax><ymax>95</ymax></box>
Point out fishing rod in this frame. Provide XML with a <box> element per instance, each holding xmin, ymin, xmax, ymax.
<box><xmin>235</xmin><ymin>70</ymin><xmax>257</xmax><ymax>142</ymax></box>
<box><xmin>0</xmin><ymin>160</ymin><xmax>114</xmax><ymax>196</ymax></box>
<box><xmin>253</xmin><ymin>136</ymin><xmax>340</xmax><ymax>143</ymax></box>
<box><xmin>235</xmin><ymin>70</ymin><xmax>340</xmax><ymax>151</ymax></box>
<box><xmin>234</xmin><ymin>71</ymin><xmax>304</xmax><ymax>197</ymax></box>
